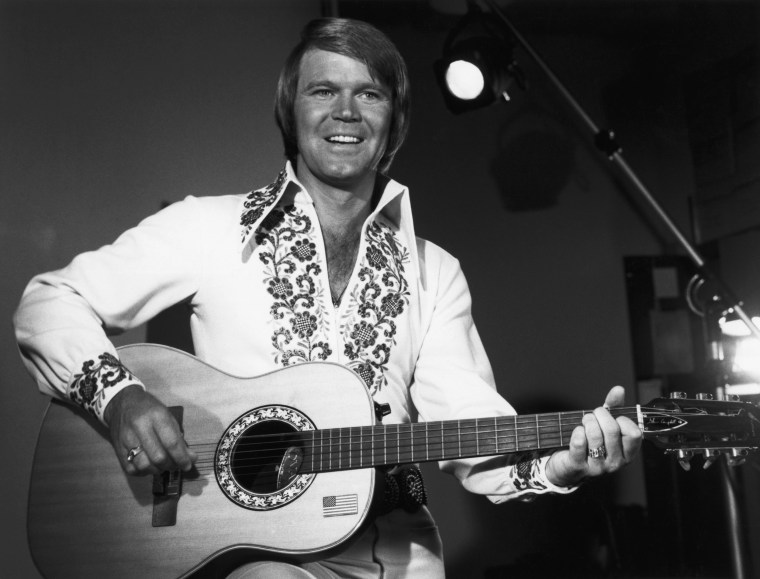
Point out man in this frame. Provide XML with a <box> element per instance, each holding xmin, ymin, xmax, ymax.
<box><xmin>14</xmin><ymin>17</ymin><xmax>641</xmax><ymax>578</ymax></box>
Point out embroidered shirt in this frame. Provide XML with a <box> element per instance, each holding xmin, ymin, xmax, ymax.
<box><xmin>14</xmin><ymin>163</ymin><xmax>573</xmax><ymax>500</ymax></box>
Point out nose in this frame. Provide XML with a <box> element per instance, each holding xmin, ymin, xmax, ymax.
<box><xmin>332</xmin><ymin>93</ymin><xmax>360</xmax><ymax>122</ymax></box>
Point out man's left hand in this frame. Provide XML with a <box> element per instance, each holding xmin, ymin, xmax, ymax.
<box><xmin>545</xmin><ymin>386</ymin><xmax>642</xmax><ymax>487</ymax></box>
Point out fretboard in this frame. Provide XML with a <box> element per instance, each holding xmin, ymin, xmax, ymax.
<box><xmin>299</xmin><ymin>408</ymin><xmax>639</xmax><ymax>473</ymax></box>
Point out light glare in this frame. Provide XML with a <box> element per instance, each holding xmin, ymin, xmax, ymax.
<box><xmin>732</xmin><ymin>337</ymin><xmax>760</xmax><ymax>377</ymax></box>
<box><xmin>445</xmin><ymin>60</ymin><xmax>485</xmax><ymax>100</ymax></box>
<box><xmin>719</xmin><ymin>316</ymin><xmax>760</xmax><ymax>337</ymax></box>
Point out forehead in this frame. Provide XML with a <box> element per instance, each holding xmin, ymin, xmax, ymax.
<box><xmin>297</xmin><ymin>49</ymin><xmax>384</xmax><ymax>88</ymax></box>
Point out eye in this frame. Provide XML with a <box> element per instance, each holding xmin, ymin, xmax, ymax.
<box><xmin>360</xmin><ymin>90</ymin><xmax>389</xmax><ymax>104</ymax></box>
<box><xmin>310</xmin><ymin>88</ymin><xmax>334</xmax><ymax>98</ymax></box>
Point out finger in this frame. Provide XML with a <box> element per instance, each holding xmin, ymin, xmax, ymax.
<box><xmin>594</xmin><ymin>405</ymin><xmax>622</xmax><ymax>444</ymax></box>
<box><xmin>127</xmin><ymin>444</ymin><xmax>161</xmax><ymax>475</ymax></box>
<box><xmin>604</xmin><ymin>385</ymin><xmax>625</xmax><ymax>409</ymax></box>
<box><xmin>153</xmin><ymin>419</ymin><xmax>196</xmax><ymax>472</ymax></box>
<box><xmin>617</xmin><ymin>415</ymin><xmax>643</xmax><ymax>461</ymax></box>
<box><xmin>121</xmin><ymin>438</ymin><xmax>158</xmax><ymax>476</ymax></box>
<box><xmin>568</xmin><ymin>425</ymin><xmax>589</xmax><ymax>465</ymax></box>
<box><xmin>582</xmin><ymin>412</ymin><xmax>605</xmax><ymax>452</ymax></box>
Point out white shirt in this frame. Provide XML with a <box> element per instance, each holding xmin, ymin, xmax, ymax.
<box><xmin>14</xmin><ymin>162</ymin><xmax>572</xmax><ymax>501</ymax></box>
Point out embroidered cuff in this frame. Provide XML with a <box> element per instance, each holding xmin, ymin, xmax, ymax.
<box><xmin>67</xmin><ymin>352</ymin><xmax>145</xmax><ymax>425</ymax></box>
<box><xmin>509</xmin><ymin>455</ymin><xmax>580</xmax><ymax>500</ymax></box>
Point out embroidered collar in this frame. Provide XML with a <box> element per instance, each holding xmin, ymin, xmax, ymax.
<box><xmin>239</xmin><ymin>162</ymin><xmax>420</xmax><ymax>278</ymax></box>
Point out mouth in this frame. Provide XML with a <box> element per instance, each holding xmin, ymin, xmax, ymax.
<box><xmin>326</xmin><ymin>135</ymin><xmax>363</xmax><ymax>144</ymax></box>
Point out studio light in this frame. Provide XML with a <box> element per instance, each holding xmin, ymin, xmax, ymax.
<box><xmin>434</xmin><ymin>7</ymin><xmax>525</xmax><ymax>114</ymax></box>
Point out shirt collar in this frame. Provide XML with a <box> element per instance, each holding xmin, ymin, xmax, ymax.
<box><xmin>240</xmin><ymin>162</ymin><xmax>419</xmax><ymax>277</ymax></box>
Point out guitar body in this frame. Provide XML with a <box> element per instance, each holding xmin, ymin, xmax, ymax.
<box><xmin>28</xmin><ymin>344</ymin><xmax>380</xmax><ymax>579</ymax></box>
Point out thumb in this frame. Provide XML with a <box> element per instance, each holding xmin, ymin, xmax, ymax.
<box><xmin>604</xmin><ymin>385</ymin><xmax>626</xmax><ymax>409</ymax></box>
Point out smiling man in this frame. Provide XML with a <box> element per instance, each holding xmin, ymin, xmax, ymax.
<box><xmin>14</xmin><ymin>18</ymin><xmax>641</xmax><ymax>579</ymax></box>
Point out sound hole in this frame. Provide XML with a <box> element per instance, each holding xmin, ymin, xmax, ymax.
<box><xmin>230</xmin><ymin>420</ymin><xmax>300</xmax><ymax>494</ymax></box>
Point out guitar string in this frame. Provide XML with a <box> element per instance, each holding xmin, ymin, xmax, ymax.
<box><xmin>179</xmin><ymin>407</ymin><xmax>659</xmax><ymax>475</ymax></box>
<box><xmin>205</xmin><ymin>407</ymin><xmax>641</xmax><ymax>451</ymax></box>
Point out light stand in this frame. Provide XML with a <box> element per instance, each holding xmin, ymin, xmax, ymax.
<box><xmin>478</xmin><ymin>0</ymin><xmax>756</xmax><ymax>576</ymax></box>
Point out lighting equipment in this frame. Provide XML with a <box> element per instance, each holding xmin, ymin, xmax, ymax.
<box><xmin>434</xmin><ymin>4</ymin><xmax>525</xmax><ymax>113</ymax></box>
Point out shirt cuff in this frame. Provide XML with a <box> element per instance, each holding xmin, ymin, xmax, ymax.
<box><xmin>509</xmin><ymin>454</ymin><xmax>580</xmax><ymax>499</ymax></box>
<box><xmin>67</xmin><ymin>352</ymin><xmax>145</xmax><ymax>425</ymax></box>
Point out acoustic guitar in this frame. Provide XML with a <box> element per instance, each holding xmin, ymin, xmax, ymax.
<box><xmin>28</xmin><ymin>343</ymin><xmax>760</xmax><ymax>578</ymax></box>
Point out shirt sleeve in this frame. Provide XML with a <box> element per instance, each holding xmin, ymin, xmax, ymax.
<box><xmin>410</xmin><ymin>248</ymin><xmax>577</xmax><ymax>501</ymax></box>
<box><xmin>13</xmin><ymin>196</ymin><xmax>207</xmax><ymax>424</ymax></box>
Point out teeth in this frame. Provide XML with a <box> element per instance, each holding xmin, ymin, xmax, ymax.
<box><xmin>328</xmin><ymin>135</ymin><xmax>361</xmax><ymax>143</ymax></box>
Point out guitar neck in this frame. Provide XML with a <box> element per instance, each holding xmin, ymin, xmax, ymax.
<box><xmin>300</xmin><ymin>407</ymin><xmax>641</xmax><ymax>473</ymax></box>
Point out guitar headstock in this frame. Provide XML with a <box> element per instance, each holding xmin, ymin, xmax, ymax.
<box><xmin>641</xmin><ymin>393</ymin><xmax>760</xmax><ymax>470</ymax></box>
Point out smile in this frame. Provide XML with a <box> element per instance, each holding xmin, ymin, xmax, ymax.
<box><xmin>326</xmin><ymin>135</ymin><xmax>363</xmax><ymax>144</ymax></box>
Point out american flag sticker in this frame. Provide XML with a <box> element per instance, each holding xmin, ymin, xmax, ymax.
<box><xmin>322</xmin><ymin>494</ymin><xmax>359</xmax><ymax>517</ymax></box>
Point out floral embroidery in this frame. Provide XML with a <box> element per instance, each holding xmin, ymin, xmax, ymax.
<box><xmin>342</xmin><ymin>222</ymin><xmax>410</xmax><ymax>394</ymax></box>
<box><xmin>69</xmin><ymin>353</ymin><xmax>136</xmax><ymax>418</ymax></box>
<box><xmin>512</xmin><ymin>457</ymin><xmax>544</xmax><ymax>491</ymax></box>
<box><xmin>249</xmin><ymin>172</ymin><xmax>410</xmax><ymax>396</ymax></box>
<box><xmin>240</xmin><ymin>170</ymin><xmax>287</xmax><ymax>243</ymax></box>
<box><xmin>257</xmin><ymin>204</ymin><xmax>333</xmax><ymax>365</ymax></box>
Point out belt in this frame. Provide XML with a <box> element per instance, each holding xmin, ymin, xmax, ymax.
<box><xmin>380</xmin><ymin>465</ymin><xmax>427</xmax><ymax>515</ymax></box>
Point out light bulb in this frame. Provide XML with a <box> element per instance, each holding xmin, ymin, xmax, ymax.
<box><xmin>445</xmin><ymin>60</ymin><xmax>485</xmax><ymax>101</ymax></box>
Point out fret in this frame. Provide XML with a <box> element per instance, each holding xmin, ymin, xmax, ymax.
<box><xmin>409</xmin><ymin>423</ymin><xmax>415</xmax><ymax>463</ymax></box>
<box><xmin>398</xmin><ymin>423</ymin><xmax>413</xmax><ymax>464</ymax></box>
<box><xmin>514</xmin><ymin>415</ymin><xmax>518</xmax><ymax>451</ymax></box>
<box><xmin>443</xmin><ymin>420</ymin><xmax>459</xmax><ymax>459</ymax></box>
<box><xmin>329</xmin><ymin>428</ymin><xmax>335</xmax><ymax>471</ymax></box>
<box><xmin>495</xmin><ymin>415</ymin><xmax>516</xmax><ymax>454</ymax></box>
<box><xmin>310</xmin><ymin>430</ymin><xmax>315</xmax><ymax>473</ymax></box>
<box><xmin>475</xmin><ymin>418</ymin><xmax>480</xmax><ymax>455</ymax></box>
<box><xmin>494</xmin><ymin>417</ymin><xmax>499</xmax><ymax>454</ymax></box>
<box><xmin>517</xmin><ymin>416</ymin><xmax>538</xmax><ymax>450</ymax></box>
<box><xmin>558</xmin><ymin>413</ymin><xmax>563</xmax><ymax>446</ymax></box>
<box><xmin>427</xmin><ymin>421</ymin><xmax>443</xmax><ymax>461</ymax></box>
<box><xmin>378</xmin><ymin>424</ymin><xmax>386</xmax><ymax>467</ymax></box>
<box><xmin>535</xmin><ymin>414</ymin><xmax>540</xmax><ymax>449</ymax></box>
<box><xmin>460</xmin><ymin>419</ymin><xmax>477</xmax><ymax>458</ymax></box>
<box><xmin>365</xmin><ymin>425</ymin><xmax>374</xmax><ymax>468</ymax></box>
<box><xmin>398</xmin><ymin>424</ymin><xmax>403</xmax><ymax>464</ymax></box>
<box><xmin>346</xmin><ymin>426</ymin><xmax>355</xmax><ymax>470</ymax></box>
<box><xmin>338</xmin><ymin>429</ymin><xmax>342</xmax><ymax>470</ymax></box>
<box><xmin>477</xmin><ymin>418</ymin><xmax>497</xmax><ymax>456</ymax></box>
<box><xmin>440</xmin><ymin>421</ymin><xmax>444</xmax><ymax>460</ymax></box>
<box><xmin>457</xmin><ymin>420</ymin><xmax>461</xmax><ymax>457</ymax></box>
<box><xmin>425</xmin><ymin>422</ymin><xmax>429</xmax><ymax>462</ymax></box>
<box><xmin>388</xmin><ymin>424</ymin><xmax>398</xmax><ymax>465</ymax></box>
<box><xmin>319</xmin><ymin>429</ymin><xmax>324</xmax><ymax>472</ymax></box>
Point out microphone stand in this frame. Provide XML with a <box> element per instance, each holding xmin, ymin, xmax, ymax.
<box><xmin>481</xmin><ymin>0</ymin><xmax>755</xmax><ymax>577</ymax></box>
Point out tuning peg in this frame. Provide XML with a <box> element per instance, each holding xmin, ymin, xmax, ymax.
<box><xmin>703</xmin><ymin>449</ymin><xmax>721</xmax><ymax>469</ymax></box>
<box><xmin>669</xmin><ymin>392</ymin><xmax>687</xmax><ymax>399</ymax></box>
<box><xmin>677</xmin><ymin>449</ymin><xmax>693</xmax><ymax>471</ymax></box>
<box><xmin>696</xmin><ymin>393</ymin><xmax>714</xmax><ymax>400</ymax></box>
<box><xmin>723</xmin><ymin>394</ymin><xmax>741</xmax><ymax>402</ymax></box>
<box><xmin>727</xmin><ymin>448</ymin><xmax>748</xmax><ymax>467</ymax></box>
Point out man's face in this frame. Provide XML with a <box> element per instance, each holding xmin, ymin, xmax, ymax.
<box><xmin>294</xmin><ymin>49</ymin><xmax>392</xmax><ymax>191</ymax></box>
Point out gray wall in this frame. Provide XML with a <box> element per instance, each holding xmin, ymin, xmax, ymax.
<box><xmin>2</xmin><ymin>1</ymin><xmax>756</xmax><ymax>577</ymax></box>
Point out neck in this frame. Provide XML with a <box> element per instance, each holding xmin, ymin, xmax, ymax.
<box><xmin>294</xmin><ymin>165</ymin><xmax>376</xmax><ymax>230</ymax></box>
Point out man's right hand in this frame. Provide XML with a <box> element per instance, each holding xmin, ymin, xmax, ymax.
<box><xmin>104</xmin><ymin>385</ymin><xmax>197</xmax><ymax>476</ymax></box>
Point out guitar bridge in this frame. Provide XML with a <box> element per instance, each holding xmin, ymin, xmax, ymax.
<box><xmin>152</xmin><ymin>406</ymin><xmax>184</xmax><ymax>527</ymax></box>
